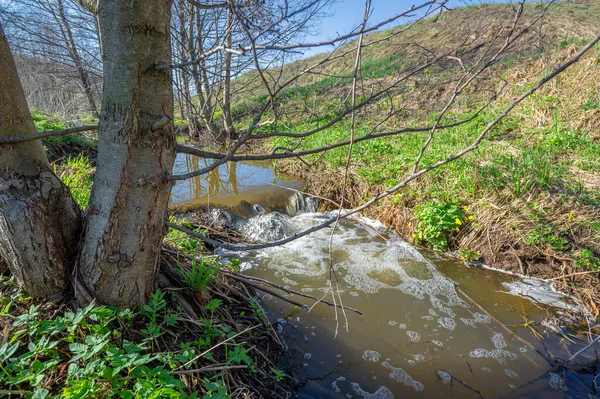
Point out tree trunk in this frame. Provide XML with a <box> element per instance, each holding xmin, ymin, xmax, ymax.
<box><xmin>76</xmin><ymin>0</ymin><xmax>175</xmax><ymax>308</ymax></box>
<box><xmin>0</xmin><ymin>22</ymin><xmax>82</xmax><ymax>300</ymax></box>
<box><xmin>178</xmin><ymin>0</ymin><xmax>200</xmax><ymax>139</ymax></box>
<box><xmin>222</xmin><ymin>1</ymin><xmax>236</xmax><ymax>142</ymax></box>
<box><xmin>192</xmin><ymin>7</ymin><xmax>220</xmax><ymax>139</ymax></box>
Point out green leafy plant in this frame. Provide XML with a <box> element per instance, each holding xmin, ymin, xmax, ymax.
<box><xmin>575</xmin><ymin>248</ymin><xmax>600</xmax><ymax>271</ymax></box>
<box><xmin>179</xmin><ymin>258</ymin><xmax>219</xmax><ymax>293</ymax></box>
<box><xmin>226</xmin><ymin>258</ymin><xmax>242</xmax><ymax>272</ymax></box>
<box><xmin>413</xmin><ymin>201</ymin><xmax>465</xmax><ymax>250</ymax></box>
<box><xmin>457</xmin><ymin>248</ymin><xmax>481</xmax><ymax>262</ymax></box>
<box><xmin>0</xmin><ymin>297</ymin><xmax>190</xmax><ymax>398</ymax></box>
<box><xmin>270</xmin><ymin>367</ymin><xmax>286</xmax><ymax>383</ymax></box>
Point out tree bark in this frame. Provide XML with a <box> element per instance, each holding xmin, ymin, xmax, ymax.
<box><xmin>76</xmin><ymin>0</ymin><xmax>176</xmax><ymax>308</ymax></box>
<box><xmin>222</xmin><ymin>0</ymin><xmax>236</xmax><ymax>142</ymax></box>
<box><xmin>0</xmin><ymin>22</ymin><xmax>82</xmax><ymax>300</ymax></box>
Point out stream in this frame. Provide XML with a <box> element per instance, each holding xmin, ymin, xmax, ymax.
<box><xmin>171</xmin><ymin>153</ymin><xmax>599</xmax><ymax>398</ymax></box>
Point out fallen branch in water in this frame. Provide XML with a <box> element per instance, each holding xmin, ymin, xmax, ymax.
<box><xmin>223</xmin><ymin>271</ymin><xmax>363</xmax><ymax>315</ymax></box>
<box><xmin>237</xmin><ymin>279</ymin><xmax>309</xmax><ymax>310</ymax></box>
<box><xmin>163</xmin><ymin>248</ymin><xmax>363</xmax><ymax>315</ymax></box>
<box><xmin>563</xmin><ymin>335</ymin><xmax>600</xmax><ymax>366</ymax></box>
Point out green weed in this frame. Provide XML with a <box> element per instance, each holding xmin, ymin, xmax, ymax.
<box><xmin>0</xmin><ymin>295</ymin><xmax>194</xmax><ymax>398</ymax></box>
<box><xmin>57</xmin><ymin>154</ymin><xmax>94</xmax><ymax>209</ymax></box>
<box><xmin>178</xmin><ymin>257</ymin><xmax>219</xmax><ymax>293</ymax></box>
<box><xmin>413</xmin><ymin>201</ymin><xmax>466</xmax><ymax>250</ymax></box>
<box><xmin>458</xmin><ymin>248</ymin><xmax>481</xmax><ymax>262</ymax></box>
<box><xmin>575</xmin><ymin>248</ymin><xmax>600</xmax><ymax>271</ymax></box>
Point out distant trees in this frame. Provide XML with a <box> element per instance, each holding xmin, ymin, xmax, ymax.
<box><xmin>1</xmin><ymin>0</ymin><xmax>598</xmax><ymax>309</ymax></box>
<box><xmin>169</xmin><ymin>0</ymin><xmax>333</xmax><ymax>142</ymax></box>
<box><xmin>1</xmin><ymin>0</ymin><xmax>101</xmax><ymax>118</ymax></box>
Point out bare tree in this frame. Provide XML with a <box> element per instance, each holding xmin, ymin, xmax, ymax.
<box><xmin>1</xmin><ymin>0</ymin><xmax>101</xmax><ymax>119</ymax></box>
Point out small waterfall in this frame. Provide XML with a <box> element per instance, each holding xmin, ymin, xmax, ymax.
<box><xmin>240</xmin><ymin>212</ymin><xmax>297</xmax><ymax>242</ymax></box>
<box><xmin>286</xmin><ymin>191</ymin><xmax>317</xmax><ymax>216</ymax></box>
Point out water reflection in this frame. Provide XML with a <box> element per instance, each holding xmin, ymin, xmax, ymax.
<box><xmin>170</xmin><ymin>153</ymin><xmax>301</xmax><ymax>210</ymax></box>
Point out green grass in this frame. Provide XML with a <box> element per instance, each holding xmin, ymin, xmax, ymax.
<box><xmin>56</xmin><ymin>154</ymin><xmax>94</xmax><ymax>209</ymax></box>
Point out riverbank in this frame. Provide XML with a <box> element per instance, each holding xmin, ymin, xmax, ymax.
<box><xmin>0</xmin><ymin>114</ymin><xmax>296</xmax><ymax>398</ymax></box>
<box><xmin>255</xmin><ymin>34</ymin><xmax>600</xmax><ymax>312</ymax></box>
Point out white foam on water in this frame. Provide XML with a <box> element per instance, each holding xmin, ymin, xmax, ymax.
<box><xmin>492</xmin><ymin>333</ymin><xmax>507</xmax><ymax>349</ymax></box>
<box><xmin>548</xmin><ymin>372</ymin><xmax>569</xmax><ymax>392</ymax></box>
<box><xmin>351</xmin><ymin>383</ymin><xmax>395</xmax><ymax>399</ymax></box>
<box><xmin>382</xmin><ymin>361</ymin><xmax>424</xmax><ymax>392</ymax></box>
<box><xmin>363</xmin><ymin>350</ymin><xmax>381</xmax><ymax>362</ymax></box>
<box><xmin>437</xmin><ymin>370</ymin><xmax>452</xmax><ymax>384</ymax></box>
<box><xmin>504</xmin><ymin>369</ymin><xmax>519</xmax><ymax>379</ymax></box>
<box><xmin>460</xmin><ymin>318</ymin><xmax>478</xmax><ymax>328</ymax></box>
<box><xmin>332</xmin><ymin>376</ymin><xmax>346</xmax><ymax>393</ymax></box>
<box><xmin>398</xmin><ymin>323</ymin><xmax>407</xmax><ymax>330</ymax></box>
<box><xmin>474</xmin><ymin>313</ymin><xmax>491</xmax><ymax>324</ymax></box>
<box><xmin>432</xmin><ymin>340</ymin><xmax>444</xmax><ymax>347</ymax></box>
<box><xmin>240</xmin><ymin>212</ymin><xmax>297</xmax><ymax>242</ymax></box>
<box><xmin>469</xmin><ymin>333</ymin><xmax>518</xmax><ymax>365</ymax></box>
<box><xmin>406</xmin><ymin>331</ymin><xmax>421</xmax><ymax>342</ymax></box>
<box><xmin>240</xmin><ymin>212</ymin><xmax>469</xmax><ymax>317</ymax></box>
<box><xmin>281</xmin><ymin>276</ymin><xmax>298</xmax><ymax>286</ymax></box>
<box><xmin>437</xmin><ymin>317</ymin><xmax>456</xmax><ymax>331</ymax></box>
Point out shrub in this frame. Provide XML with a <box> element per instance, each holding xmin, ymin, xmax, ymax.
<box><xmin>413</xmin><ymin>201</ymin><xmax>465</xmax><ymax>250</ymax></box>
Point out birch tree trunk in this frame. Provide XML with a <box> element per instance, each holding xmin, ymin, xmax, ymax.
<box><xmin>0</xmin><ymin>22</ymin><xmax>82</xmax><ymax>300</ymax></box>
<box><xmin>76</xmin><ymin>0</ymin><xmax>176</xmax><ymax>308</ymax></box>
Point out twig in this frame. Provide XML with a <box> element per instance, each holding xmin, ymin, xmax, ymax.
<box><xmin>0</xmin><ymin>125</ymin><xmax>98</xmax><ymax>144</ymax></box>
<box><xmin>548</xmin><ymin>270</ymin><xmax>600</xmax><ymax>281</ymax></box>
<box><xmin>172</xmin><ymin>364</ymin><xmax>247</xmax><ymax>375</ymax></box>
<box><xmin>564</xmin><ymin>335</ymin><xmax>600</xmax><ymax>366</ymax></box>
<box><xmin>176</xmin><ymin>324</ymin><xmax>260</xmax><ymax>370</ymax></box>
<box><xmin>222</xmin><ymin>271</ymin><xmax>363</xmax><ymax>315</ymax></box>
<box><xmin>238</xmin><ymin>279</ymin><xmax>308</xmax><ymax>310</ymax></box>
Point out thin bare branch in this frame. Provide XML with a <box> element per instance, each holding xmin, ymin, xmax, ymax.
<box><xmin>0</xmin><ymin>125</ymin><xmax>98</xmax><ymax>145</ymax></box>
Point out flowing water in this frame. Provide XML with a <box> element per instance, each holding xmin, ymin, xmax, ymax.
<box><xmin>171</xmin><ymin>154</ymin><xmax>599</xmax><ymax>398</ymax></box>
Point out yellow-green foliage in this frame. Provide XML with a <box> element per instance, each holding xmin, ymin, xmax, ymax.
<box><xmin>57</xmin><ymin>154</ymin><xmax>94</xmax><ymax>209</ymax></box>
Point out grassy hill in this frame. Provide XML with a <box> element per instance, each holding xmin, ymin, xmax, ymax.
<box><xmin>225</xmin><ymin>0</ymin><xmax>600</xmax><ymax>305</ymax></box>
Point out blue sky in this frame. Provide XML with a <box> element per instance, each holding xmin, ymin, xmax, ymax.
<box><xmin>301</xmin><ymin>0</ymin><xmax>483</xmax><ymax>56</ymax></box>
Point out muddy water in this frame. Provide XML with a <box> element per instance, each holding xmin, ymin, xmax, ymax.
<box><xmin>171</xmin><ymin>155</ymin><xmax>598</xmax><ymax>398</ymax></box>
<box><xmin>170</xmin><ymin>153</ymin><xmax>300</xmax><ymax>211</ymax></box>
